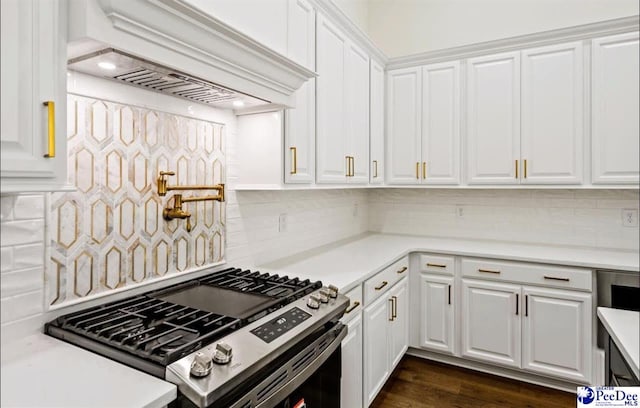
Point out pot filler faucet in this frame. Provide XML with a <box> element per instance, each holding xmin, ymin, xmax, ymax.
<box><xmin>157</xmin><ymin>171</ymin><xmax>225</xmax><ymax>232</ymax></box>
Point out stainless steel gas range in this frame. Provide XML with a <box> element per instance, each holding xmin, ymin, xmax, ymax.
<box><xmin>46</xmin><ymin>267</ymin><xmax>348</xmax><ymax>408</ymax></box>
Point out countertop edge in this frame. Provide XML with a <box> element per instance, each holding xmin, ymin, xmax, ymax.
<box><xmin>597</xmin><ymin>307</ymin><xmax>640</xmax><ymax>379</ymax></box>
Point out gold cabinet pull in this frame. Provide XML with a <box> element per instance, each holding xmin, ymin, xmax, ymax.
<box><xmin>543</xmin><ymin>276</ymin><xmax>570</xmax><ymax>282</ymax></box>
<box><xmin>43</xmin><ymin>101</ymin><xmax>55</xmax><ymax>158</ymax></box>
<box><xmin>515</xmin><ymin>159</ymin><xmax>518</xmax><ymax>179</ymax></box>
<box><xmin>397</xmin><ymin>266</ymin><xmax>407</xmax><ymax>274</ymax></box>
<box><xmin>427</xmin><ymin>263</ymin><xmax>446</xmax><ymax>268</ymax></box>
<box><xmin>375</xmin><ymin>281</ymin><xmax>388</xmax><ymax>290</ymax></box>
<box><xmin>373</xmin><ymin>160</ymin><xmax>378</xmax><ymax>178</ymax></box>
<box><xmin>478</xmin><ymin>268</ymin><xmax>501</xmax><ymax>274</ymax></box>
<box><xmin>351</xmin><ymin>156</ymin><xmax>355</xmax><ymax>177</ymax></box>
<box><xmin>422</xmin><ymin>162</ymin><xmax>426</xmax><ymax>179</ymax></box>
<box><xmin>345</xmin><ymin>301</ymin><xmax>360</xmax><ymax>314</ymax></box>
<box><xmin>345</xmin><ymin>156</ymin><xmax>350</xmax><ymax>177</ymax></box>
<box><xmin>392</xmin><ymin>295</ymin><xmax>398</xmax><ymax>318</ymax></box>
<box><xmin>416</xmin><ymin>162</ymin><xmax>420</xmax><ymax>179</ymax></box>
<box><xmin>524</xmin><ymin>159</ymin><xmax>528</xmax><ymax>178</ymax></box>
<box><xmin>388</xmin><ymin>298</ymin><xmax>394</xmax><ymax>321</ymax></box>
<box><xmin>289</xmin><ymin>147</ymin><xmax>297</xmax><ymax>174</ymax></box>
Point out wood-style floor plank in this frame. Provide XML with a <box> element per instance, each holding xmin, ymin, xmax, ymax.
<box><xmin>370</xmin><ymin>356</ymin><xmax>576</xmax><ymax>408</ymax></box>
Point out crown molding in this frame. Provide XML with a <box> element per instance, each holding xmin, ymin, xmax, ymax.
<box><xmin>387</xmin><ymin>16</ymin><xmax>639</xmax><ymax>70</ymax></box>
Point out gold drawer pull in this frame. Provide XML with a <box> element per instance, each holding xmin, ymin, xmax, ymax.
<box><xmin>345</xmin><ymin>301</ymin><xmax>360</xmax><ymax>314</ymax></box>
<box><xmin>427</xmin><ymin>263</ymin><xmax>446</xmax><ymax>268</ymax></box>
<box><xmin>397</xmin><ymin>266</ymin><xmax>407</xmax><ymax>274</ymax></box>
<box><xmin>422</xmin><ymin>162</ymin><xmax>426</xmax><ymax>179</ymax></box>
<box><xmin>290</xmin><ymin>147</ymin><xmax>297</xmax><ymax>174</ymax></box>
<box><xmin>416</xmin><ymin>162</ymin><xmax>419</xmax><ymax>179</ymax></box>
<box><xmin>524</xmin><ymin>159</ymin><xmax>528</xmax><ymax>179</ymax></box>
<box><xmin>43</xmin><ymin>101</ymin><xmax>55</xmax><ymax>158</ymax></box>
<box><xmin>478</xmin><ymin>268</ymin><xmax>501</xmax><ymax>274</ymax></box>
<box><xmin>515</xmin><ymin>159</ymin><xmax>518</xmax><ymax>179</ymax></box>
<box><xmin>543</xmin><ymin>276</ymin><xmax>570</xmax><ymax>282</ymax></box>
<box><xmin>375</xmin><ymin>281</ymin><xmax>388</xmax><ymax>290</ymax></box>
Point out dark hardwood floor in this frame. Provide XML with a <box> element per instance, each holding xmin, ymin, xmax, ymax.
<box><xmin>370</xmin><ymin>356</ymin><xmax>576</xmax><ymax>408</ymax></box>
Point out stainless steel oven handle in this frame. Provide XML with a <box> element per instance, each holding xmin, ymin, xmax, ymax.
<box><xmin>254</xmin><ymin>324</ymin><xmax>347</xmax><ymax>408</ymax></box>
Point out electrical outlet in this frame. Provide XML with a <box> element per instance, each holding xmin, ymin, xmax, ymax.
<box><xmin>278</xmin><ymin>213</ymin><xmax>288</xmax><ymax>232</ymax></box>
<box><xmin>353</xmin><ymin>203</ymin><xmax>358</xmax><ymax>217</ymax></box>
<box><xmin>621</xmin><ymin>209</ymin><xmax>638</xmax><ymax>227</ymax></box>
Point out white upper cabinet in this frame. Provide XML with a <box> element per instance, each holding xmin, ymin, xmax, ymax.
<box><xmin>284</xmin><ymin>0</ymin><xmax>315</xmax><ymax>184</ymax></box>
<box><xmin>592</xmin><ymin>32</ymin><xmax>640</xmax><ymax>184</ymax></box>
<box><xmin>346</xmin><ymin>41</ymin><xmax>370</xmax><ymax>184</ymax></box>
<box><xmin>369</xmin><ymin>60</ymin><xmax>385</xmax><ymax>185</ymax></box>
<box><xmin>521</xmin><ymin>42</ymin><xmax>584</xmax><ymax>184</ymax></box>
<box><xmin>421</xmin><ymin>61</ymin><xmax>461</xmax><ymax>185</ymax></box>
<box><xmin>1</xmin><ymin>0</ymin><xmax>68</xmax><ymax>192</ymax></box>
<box><xmin>386</xmin><ymin>67</ymin><xmax>422</xmax><ymax>184</ymax></box>
<box><xmin>466</xmin><ymin>52</ymin><xmax>521</xmax><ymax>184</ymax></box>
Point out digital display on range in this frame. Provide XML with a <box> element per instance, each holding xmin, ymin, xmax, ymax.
<box><xmin>250</xmin><ymin>307</ymin><xmax>312</xmax><ymax>343</ymax></box>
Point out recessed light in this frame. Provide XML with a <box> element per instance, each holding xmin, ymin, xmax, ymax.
<box><xmin>98</xmin><ymin>61</ymin><xmax>117</xmax><ymax>71</ymax></box>
<box><xmin>233</xmin><ymin>100</ymin><xmax>245</xmax><ymax>108</ymax></box>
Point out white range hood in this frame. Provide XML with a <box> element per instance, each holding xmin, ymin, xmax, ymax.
<box><xmin>67</xmin><ymin>0</ymin><xmax>317</xmax><ymax>109</ymax></box>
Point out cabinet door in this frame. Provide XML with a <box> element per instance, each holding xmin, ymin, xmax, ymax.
<box><xmin>284</xmin><ymin>0</ymin><xmax>315</xmax><ymax>184</ymax></box>
<box><xmin>466</xmin><ymin>52</ymin><xmax>520</xmax><ymax>184</ymax></box>
<box><xmin>386</xmin><ymin>67</ymin><xmax>422</xmax><ymax>184</ymax></box>
<box><xmin>521</xmin><ymin>42</ymin><xmax>584</xmax><ymax>185</ymax></box>
<box><xmin>341</xmin><ymin>313</ymin><xmax>363</xmax><ymax>408</ymax></box>
<box><xmin>345</xmin><ymin>40</ymin><xmax>370</xmax><ymax>184</ymax></box>
<box><xmin>592</xmin><ymin>32</ymin><xmax>639</xmax><ymax>184</ymax></box>
<box><xmin>389</xmin><ymin>278</ymin><xmax>409</xmax><ymax>370</ymax></box>
<box><xmin>420</xmin><ymin>274</ymin><xmax>455</xmax><ymax>354</ymax></box>
<box><xmin>369</xmin><ymin>59</ymin><xmax>385</xmax><ymax>185</ymax></box>
<box><xmin>316</xmin><ymin>14</ymin><xmax>347</xmax><ymax>183</ymax></box>
<box><xmin>522</xmin><ymin>286</ymin><xmax>592</xmax><ymax>383</ymax></box>
<box><xmin>363</xmin><ymin>294</ymin><xmax>390</xmax><ymax>406</ymax></box>
<box><xmin>1</xmin><ymin>0</ymin><xmax>65</xmax><ymax>187</ymax></box>
<box><xmin>461</xmin><ymin>279</ymin><xmax>521</xmax><ymax>368</ymax></box>
<box><xmin>421</xmin><ymin>61</ymin><xmax>460</xmax><ymax>185</ymax></box>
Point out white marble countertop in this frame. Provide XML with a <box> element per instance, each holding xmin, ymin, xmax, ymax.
<box><xmin>261</xmin><ymin>233</ymin><xmax>639</xmax><ymax>292</ymax></box>
<box><xmin>1</xmin><ymin>333</ymin><xmax>176</xmax><ymax>408</ymax></box>
<box><xmin>597</xmin><ymin>307</ymin><xmax>640</xmax><ymax>379</ymax></box>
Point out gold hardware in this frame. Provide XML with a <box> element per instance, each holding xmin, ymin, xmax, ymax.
<box><xmin>427</xmin><ymin>263</ymin><xmax>446</xmax><ymax>268</ymax></box>
<box><xmin>162</xmin><ymin>194</ymin><xmax>192</xmax><ymax>232</ymax></box>
<box><xmin>392</xmin><ymin>296</ymin><xmax>398</xmax><ymax>319</ymax></box>
<box><xmin>389</xmin><ymin>298</ymin><xmax>394</xmax><ymax>321</ymax></box>
<box><xmin>516</xmin><ymin>293</ymin><xmax>519</xmax><ymax>315</ymax></box>
<box><xmin>478</xmin><ymin>268</ymin><xmax>501</xmax><ymax>274</ymax></box>
<box><xmin>375</xmin><ymin>281</ymin><xmax>388</xmax><ymax>291</ymax></box>
<box><xmin>515</xmin><ymin>159</ymin><xmax>518</xmax><ymax>179</ymax></box>
<box><xmin>422</xmin><ymin>162</ymin><xmax>426</xmax><ymax>179</ymax></box>
<box><xmin>543</xmin><ymin>276</ymin><xmax>570</xmax><ymax>282</ymax></box>
<box><xmin>416</xmin><ymin>162</ymin><xmax>419</xmax><ymax>179</ymax></box>
<box><xmin>397</xmin><ymin>266</ymin><xmax>407</xmax><ymax>274</ymax></box>
<box><xmin>345</xmin><ymin>156</ymin><xmax>351</xmax><ymax>177</ymax></box>
<box><xmin>157</xmin><ymin>171</ymin><xmax>225</xmax><ymax>200</ymax></box>
<box><xmin>43</xmin><ymin>101</ymin><xmax>55</xmax><ymax>158</ymax></box>
<box><xmin>345</xmin><ymin>301</ymin><xmax>360</xmax><ymax>314</ymax></box>
<box><xmin>524</xmin><ymin>159</ymin><xmax>528</xmax><ymax>178</ymax></box>
<box><xmin>290</xmin><ymin>147</ymin><xmax>297</xmax><ymax>174</ymax></box>
<box><xmin>373</xmin><ymin>160</ymin><xmax>378</xmax><ymax>178</ymax></box>
<box><xmin>351</xmin><ymin>156</ymin><xmax>355</xmax><ymax>177</ymax></box>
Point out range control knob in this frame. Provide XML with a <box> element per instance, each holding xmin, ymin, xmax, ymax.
<box><xmin>318</xmin><ymin>290</ymin><xmax>330</xmax><ymax>303</ymax></box>
<box><xmin>327</xmin><ymin>285</ymin><xmax>339</xmax><ymax>298</ymax></box>
<box><xmin>190</xmin><ymin>352</ymin><xmax>213</xmax><ymax>377</ymax></box>
<box><xmin>212</xmin><ymin>342</ymin><xmax>233</xmax><ymax>365</ymax></box>
<box><xmin>307</xmin><ymin>294</ymin><xmax>321</xmax><ymax>309</ymax></box>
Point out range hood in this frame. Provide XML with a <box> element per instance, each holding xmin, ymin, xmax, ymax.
<box><xmin>68</xmin><ymin>48</ymin><xmax>267</xmax><ymax>110</ymax></box>
<box><xmin>67</xmin><ymin>0</ymin><xmax>316</xmax><ymax>109</ymax></box>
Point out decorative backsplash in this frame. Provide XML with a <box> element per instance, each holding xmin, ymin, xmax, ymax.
<box><xmin>47</xmin><ymin>94</ymin><xmax>226</xmax><ymax>307</ymax></box>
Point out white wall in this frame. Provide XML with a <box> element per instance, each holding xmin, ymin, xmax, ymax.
<box><xmin>366</xmin><ymin>0</ymin><xmax>639</xmax><ymax>57</ymax></box>
<box><xmin>369</xmin><ymin>189</ymin><xmax>640</xmax><ymax>250</ymax></box>
<box><xmin>332</xmin><ymin>0</ymin><xmax>370</xmax><ymax>33</ymax></box>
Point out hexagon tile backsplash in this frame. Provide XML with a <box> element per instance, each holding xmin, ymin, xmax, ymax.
<box><xmin>48</xmin><ymin>94</ymin><xmax>226</xmax><ymax>307</ymax></box>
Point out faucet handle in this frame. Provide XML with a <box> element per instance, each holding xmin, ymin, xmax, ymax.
<box><xmin>186</xmin><ymin>217</ymin><xmax>192</xmax><ymax>232</ymax></box>
<box><xmin>159</xmin><ymin>171</ymin><xmax>175</xmax><ymax>177</ymax></box>
<box><xmin>157</xmin><ymin>171</ymin><xmax>175</xmax><ymax>196</ymax></box>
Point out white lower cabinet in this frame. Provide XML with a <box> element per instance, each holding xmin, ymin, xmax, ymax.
<box><xmin>389</xmin><ymin>279</ymin><xmax>409</xmax><ymax>369</ymax></box>
<box><xmin>419</xmin><ymin>274</ymin><xmax>455</xmax><ymax>354</ymax></box>
<box><xmin>341</xmin><ymin>312</ymin><xmax>363</xmax><ymax>408</ymax></box>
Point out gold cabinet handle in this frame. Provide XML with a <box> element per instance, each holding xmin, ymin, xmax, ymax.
<box><xmin>524</xmin><ymin>159</ymin><xmax>528</xmax><ymax>179</ymax></box>
<box><xmin>345</xmin><ymin>156</ymin><xmax>350</xmax><ymax>177</ymax></box>
<box><xmin>427</xmin><ymin>263</ymin><xmax>446</xmax><ymax>268</ymax></box>
<box><xmin>375</xmin><ymin>281</ymin><xmax>388</xmax><ymax>290</ymax></box>
<box><xmin>43</xmin><ymin>101</ymin><xmax>55</xmax><ymax>158</ymax></box>
<box><xmin>290</xmin><ymin>147</ymin><xmax>297</xmax><ymax>174</ymax></box>
<box><xmin>373</xmin><ymin>160</ymin><xmax>378</xmax><ymax>178</ymax></box>
<box><xmin>416</xmin><ymin>162</ymin><xmax>420</xmax><ymax>179</ymax></box>
<box><xmin>397</xmin><ymin>266</ymin><xmax>407</xmax><ymax>274</ymax></box>
<box><xmin>515</xmin><ymin>159</ymin><xmax>518</xmax><ymax>179</ymax></box>
<box><xmin>345</xmin><ymin>301</ymin><xmax>360</xmax><ymax>314</ymax></box>
<box><xmin>388</xmin><ymin>298</ymin><xmax>394</xmax><ymax>321</ymax></box>
<box><xmin>543</xmin><ymin>276</ymin><xmax>570</xmax><ymax>282</ymax></box>
<box><xmin>422</xmin><ymin>162</ymin><xmax>426</xmax><ymax>179</ymax></box>
<box><xmin>478</xmin><ymin>268</ymin><xmax>501</xmax><ymax>274</ymax></box>
<box><xmin>392</xmin><ymin>296</ymin><xmax>398</xmax><ymax>318</ymax></box>
<box><xmin>351</xmin><ymin>156</ymin><xmax>355</xmax><ymax>177</ymax></box>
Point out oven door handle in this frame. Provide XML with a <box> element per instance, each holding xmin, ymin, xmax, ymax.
<box><xmin>251</xmin><ymin>324</ymin><xmax>347</xmax><ymax>408</ymax></box>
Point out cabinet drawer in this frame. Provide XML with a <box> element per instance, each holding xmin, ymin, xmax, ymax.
<box><xmin>364</xmin><ymin>257</ymin><xmax>409</xmax><ymax>304</ymax></box>
<box><xmin>341</xmin><ymin>285</ymin><xmax>363</xmax><ymax>323</ymax></box>
<box><xmin>461</xmin><ymin>258</ymin><xmax>592</xmax><ymax>291</ymax></box>
<box><xmin>419</xmin><ymin>254</ymin><xmax>455</xmax><ymax>275</ymax></box>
